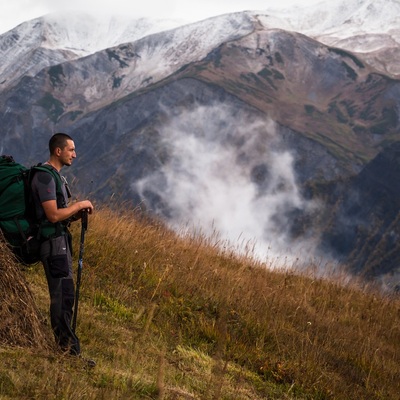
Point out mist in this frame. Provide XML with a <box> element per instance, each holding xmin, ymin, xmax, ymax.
<box><xmin>134</xmin><ymin>102</ymin><xmax>321</xmax><ymax>267</ymax></box>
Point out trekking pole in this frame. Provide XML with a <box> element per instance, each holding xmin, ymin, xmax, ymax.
<box><xmin>72</xmin><ymin>209</ymin><xmax>88</xmax><ymax>333</ymax></box>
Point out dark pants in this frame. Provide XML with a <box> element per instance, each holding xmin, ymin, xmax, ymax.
<box><xmin>40</xmin><ymin>234</ymin><xmax>80</xmax><ymax>355</ymax></box>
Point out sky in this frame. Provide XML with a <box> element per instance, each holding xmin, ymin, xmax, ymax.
<box><xmin>0</xmin><ymin>0</ymin><xmax>324</xmax><ymax>34</ymax></box>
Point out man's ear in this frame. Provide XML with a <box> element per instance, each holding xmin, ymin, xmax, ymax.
<box><xmin>55</xmin><ymin>147</ymin><xmax>62</xmax><ymax>156</ymax></box>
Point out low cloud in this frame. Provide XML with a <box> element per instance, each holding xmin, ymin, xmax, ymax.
<box><xmin>134</xmin><ymin>102</ymin><xmax>320</xmax><ymax>267</ymax></box>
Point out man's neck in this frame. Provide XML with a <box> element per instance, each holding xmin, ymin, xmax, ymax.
<box><xmin>46</xmin><ymin>157</ymin><xmax>62</xmax><ymax>172</ymax></box>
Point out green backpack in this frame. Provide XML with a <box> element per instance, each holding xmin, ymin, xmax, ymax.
<box><xmin>0</xmin><ymin>155</ymin><xmax>64</xmax><ymax>264</ymax></box>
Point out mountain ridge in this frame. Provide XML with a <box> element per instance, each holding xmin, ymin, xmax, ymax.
<box><xmin>1</xmin><ymin>0</ymin><xmax>400</xmax><ymax>91</ymax></box>
<box><xmin>1</xmin><ymin>0</ymin><xmax>400</xmax><ymax>289</ymax></box>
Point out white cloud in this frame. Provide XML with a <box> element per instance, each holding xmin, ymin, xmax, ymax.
<box><xmin>134</xmin><ymin>103</ymin><xmax>320</xmax><ymax>266</ymax></box>
<box><xmin>0</xmin><ymin>1</ymin><xmax>49</xmax><ymax>33</ymax></box>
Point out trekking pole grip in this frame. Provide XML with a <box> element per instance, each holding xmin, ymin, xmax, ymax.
<box><xmin>82</xmin><ymin>209</ymin><xmax>88</xmax><ymax>231</ymax></box>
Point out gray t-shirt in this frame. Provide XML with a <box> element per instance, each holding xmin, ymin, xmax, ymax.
<box><xmin>31</xmin><ymin>164</ymin><xmax>69</xmax><ymax>221</ymax></box>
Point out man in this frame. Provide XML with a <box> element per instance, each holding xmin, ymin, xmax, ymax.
<box><xmin>31</xmin><ymin>133</ymin><xmax>94</xmax><ymax>359</ymax></box>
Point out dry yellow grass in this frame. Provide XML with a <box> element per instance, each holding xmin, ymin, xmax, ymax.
<box><xmin>1</xmin><ymin>206</ymin><xmax>399</xmax><ymax>399</ymax></box>
<box><xmin>0</xmin><ymin>240</ymin><xmax>51</xmax><ymax>350</ymax></box>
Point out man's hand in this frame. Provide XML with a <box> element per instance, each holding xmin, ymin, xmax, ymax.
<box><xmin>42</xmin><ymin>199</ymin><xmax>94</xmax><ymax>223</ymax></box>
<box><xmin>79</xmin><ymin>200</ymin><xmax>94</xmax><ymax>214</ymax></box>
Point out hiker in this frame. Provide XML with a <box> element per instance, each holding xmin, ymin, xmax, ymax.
<box><xmin>31</xmin><ymin>133</ymin><xmax>93</xmax><ymax>357</ymax></box>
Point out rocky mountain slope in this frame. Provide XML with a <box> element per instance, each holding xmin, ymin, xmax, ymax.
<box><xmin>319</xmin><ymin>141</ymin><xmax>400</xmax><ymax>286</ymax></box>
<box><xmin>2</xmin><ymin>0</ymin><xmax>399</xmax><ymax>91</ymax></box>
<box><xmin>259</xmin><ymin>0</ymin><xmax>400</xmax><ymax>77</ymax></box>
<box><xmin>1</xmin><ymin>0</ymin><xmax>399</xmax><ymax>289</ymax></box>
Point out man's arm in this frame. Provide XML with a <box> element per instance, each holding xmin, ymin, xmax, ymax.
<box><xmin>42</xmin><ymin>199</ymin><xmax>94</xmax><ymax>223</ymax></box>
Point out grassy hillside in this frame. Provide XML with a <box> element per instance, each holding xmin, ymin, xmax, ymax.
<box><xmin>1</xmin><ymin>207</ymin><xmax>399</xmax><ymax>399</ymax></box>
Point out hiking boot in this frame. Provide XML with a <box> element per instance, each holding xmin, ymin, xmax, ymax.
<box><xmin>79</xmin><ymin>355</ymin><xmax>96</xmax><ymax>368</ymax></box>
<box><xmin>63</xmin><ymin>352</ymin><xmax>96</xmax><ymax>368</ymax></box>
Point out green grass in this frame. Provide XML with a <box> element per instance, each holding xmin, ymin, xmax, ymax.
<box><xmin>1</xmin><ymin>207</ymin><xmax>400</xmax><ymax>399</ymax></box>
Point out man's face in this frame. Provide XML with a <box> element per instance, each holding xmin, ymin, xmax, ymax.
<box><xmin>59</xmin><ymin>139</ymin><xmax>76</xmax><ymax>166</ymax></box>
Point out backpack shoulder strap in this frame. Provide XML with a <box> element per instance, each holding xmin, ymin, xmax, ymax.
<box><xmin>30</xmin><ymin>164</ymin><xmax>71</xmax><ymax>237</ymax></box>
<box><xmin>30</xmin><ymin>164</ymin><xmax>70</xmax><ymax>209</ymax></box>
<box><xmin>31</xmin><ymin>164</ymin><xmax>63</xmax><ymax>192</ymax></box>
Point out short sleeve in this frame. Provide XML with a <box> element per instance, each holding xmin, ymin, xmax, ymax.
<box><xmin>32</xmin><ymin>170</ymin><xmax>57</xmax><ymax>203</ymax></box>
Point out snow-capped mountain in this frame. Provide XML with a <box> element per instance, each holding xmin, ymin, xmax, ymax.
<box><xmin>268</xmin><ymin>0</ymin><xmax>400</xmax><ymax>38</ymax></box>
<box><xmin>264</xmin><ymin>0</ymin><xmax>400</xmax><ymax>76</ymax></box>
<box><xmin>1</xmin><ymin>0</ymin><xmax>399</xmax><ymax>90</ymax></box>
<box><xmin>0</xmin><ymin>13</ymin><xmax>187</xmax><ymax>87</ymax></box>
<box><xmin>1</xmin><ymin>0</ymin><xmax>400</xmax><ymax>289</ymax></box>
<box><xmin>0</xmin><ymin>12</ymin><xmax>256</xmax><ymax>90</ymax></box>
